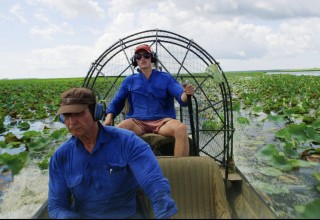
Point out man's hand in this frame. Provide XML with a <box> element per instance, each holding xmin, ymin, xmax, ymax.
<box><xmin>181</xmin><ymin>81</ymin><xmax>195</xmax><ymax>103</ymax></box>
<box><xmin>182</xmin><ymin>83</ymin><xmax>195</xmax><ymax>96</ymax></box>
<box><xmin>103</xmin><ymin>113</ymin><xmax>113</xmax><ymax>126</ymax></box>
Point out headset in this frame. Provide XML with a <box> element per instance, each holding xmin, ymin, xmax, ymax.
<box><xmin>131</xmin><ymin>51</ymin><xmax>157</xmax><ymax>67</ymax></box>
<box><xmin>91</xmin><ymin>103</ymin><xmax>105</xmax><ymax>121</ymax></box>
<box><xmin>59</xmin><ymin>102</ymin><xmax>105</xmax><ymax>123</ymax></box>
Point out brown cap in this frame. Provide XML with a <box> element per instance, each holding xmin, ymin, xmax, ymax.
<box><xmin>134</xmin><ymin>44</ymin><xmax>152</xmax><ymax>54</ymax></box>
<box><xmin>56</xmin><ymin>87</ymin><xmax>96</xmax><ymax>115</ymax></box>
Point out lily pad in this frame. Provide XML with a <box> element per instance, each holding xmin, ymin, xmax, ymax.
<box><xmin>17</xmin><ymin>121</ymin><xmax>30</xmax><ymax>131</ymax></box>
<box><xmin>0</xmin><ymin>151</ymin><xmax>28</xmax><ymax>175</ymax></box>
<box><xmin>295</xmin><ymin>199</ymin><xmax>320</xmax><ymax>219</ymax></box>
<box><xmin>256</xmin><ymin>144</ymin><xmax>279</xmax><ymax>161</ymax></box>
<box><xmin>253</xmin><ymin>180</ymin><xmax>289</xmax><ymax>194</ymax></box>
<box><xmin>271</xmin><ymin>154</ymin><xmax>293</xmax><ymax>171</ymax></box>
<box><xmin>260</xmin><ymin>167</ymin><xmax>283</xmax><ymax>177</ymax></box>
<box><xmin>237</xmin><ymin>116</ymin><xmax>250</xmax><ymax>125</ymax></box>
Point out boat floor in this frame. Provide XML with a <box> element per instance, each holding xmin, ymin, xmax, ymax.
<box><xmin>220</xmin><ymin>166</ymin><xmax>277</xmax><ymax>219</ymax></box>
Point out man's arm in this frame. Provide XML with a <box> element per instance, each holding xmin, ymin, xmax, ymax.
<box><xmin>167</xmin><ymin>75</ymin><xmax>194</xmax><ymax>105</ymax></box>
<box><xmin>126</xmin><ymin>133</ymin><xmax>178</xmax><ymax>219</ymax></box>
<box><xmin>48</xmin><ymin>152</ymin><xmax>81</xmax><ymax>219</ymax></box>
<box><xmin>105</xmin><ymin>77</ymin><xmax>132</xmax><ymax>123</ymax></box>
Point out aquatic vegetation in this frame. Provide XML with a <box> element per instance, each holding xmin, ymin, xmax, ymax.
<box><xmin>1</xmin><ymin>72</ymin><xmax>320</xmax><ymax>218</ymax></box>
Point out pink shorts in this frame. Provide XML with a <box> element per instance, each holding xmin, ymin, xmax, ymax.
<box><xmin>131</xmin><ymin>118</ymin><xmax>171</xmax><ymax>134</ymax></box>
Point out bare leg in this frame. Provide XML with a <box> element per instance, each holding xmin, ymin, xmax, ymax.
<box><xmin>116</xmin><ymin>119</ymin><xmax>144</xmax><ymax>136</ymax></box>
<box><xmin>157</xmin><ymin>119</ymin><xmax>189</xmax><ymax>157</ymax></box>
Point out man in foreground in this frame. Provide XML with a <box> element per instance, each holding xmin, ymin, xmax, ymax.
<box><xmin>48</xmin><ymin>87</ymin><xmax>177</xmax><ymax>219</ymax></box>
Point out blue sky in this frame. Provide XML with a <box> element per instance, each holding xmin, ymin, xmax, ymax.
<box><xmin>1</xmin><ymin>0</ymin><xmax>320</xmax><ymax>79</ymax></box>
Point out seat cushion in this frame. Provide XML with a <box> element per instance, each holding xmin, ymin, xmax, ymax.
<box><xmin>140</xmin><ymin>134</ymin><xmax>196</xmax><ymax>156</ymax></box>
<box><xmin>143</xmin><ymin>156</ymin><xmax>231</xmax><ymax>219</ymax></box>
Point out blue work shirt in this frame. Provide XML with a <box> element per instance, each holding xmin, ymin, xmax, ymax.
<box><xmin>106</xmin><ymin>69</ymin><xmax>187</xmax><ymax>120</ymax></box>
<box><xmin>48</xmin><ymin>124</ymin><xmax>177</xmax><ymax>219</ymax></box>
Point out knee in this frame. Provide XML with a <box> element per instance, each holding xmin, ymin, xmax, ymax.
<box><xmin>117</xmin><ymin>119</ymin><xmax>142</xmax><ymax>135</ymax></box>
<box><xmin>116</xmin><ymin>120</ymin><xmax>131</xmax><ymax>129</ymax></box>
<box><xmin>174</xmin><ymin>123</ymin><xmax>188</xmax><ymax>137</ymax></box>
<box><xmin>116</xmin><ymin>121</ymin><xmax>125</xmax><ymax>129</ymax></box>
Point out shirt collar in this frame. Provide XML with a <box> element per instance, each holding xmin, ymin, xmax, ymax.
<box><xmin>72</xmin><ymin>122</ymin><xmax>109</xmax><ymax>151</ymax></box>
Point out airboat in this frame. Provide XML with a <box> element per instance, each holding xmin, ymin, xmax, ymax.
<box><xmin>32</xmin><ymin>29</ymin><xmax>277</xmax><ymax>219</ymax></box>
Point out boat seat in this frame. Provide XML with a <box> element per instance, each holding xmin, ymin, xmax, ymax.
<box><xmin>141</xmin><ymin>156</ymin><xmax>231</xmax><ymax>219</ymax></box>
<box><xmin>139</xmin><ymin>133</ymin><xmax>194</xmax><ymax>156</ymax></box>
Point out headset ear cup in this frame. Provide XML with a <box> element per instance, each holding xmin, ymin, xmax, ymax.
<box><xmin>131</xmin><ymin>56</ymin><xmax>137</xmax><ymax>67</ymax></box>
<box><xmin>59</xmin><ymin>114</ymin><xmax>64</xmax><ymax>123</ymax></box>
<box><xmin>94</xmin><ymin>103</ymin><xmax>104</xmax><ymax>121</ymax></box>
<box><xmin>151</xmin><ymin>52</ymin><xmax>157</xmax><ymax>63</ymax></box>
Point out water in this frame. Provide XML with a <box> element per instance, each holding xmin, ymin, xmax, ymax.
<box><xmin>0</xmin><ymin>116</ymin><xmax>63</xmax><ymax>142</ymax></box>
<box><xmin>233</xmin><ymin>112</ymin><xmax>320</xmax><ymax>218</ymax></box>
<box><xmin>0</xmin><ymin>165</ymin><xmax>48</xmax><ymax>219</ymax></box>
<box><xmin>266</xmin><ymin>70</ymin><xmax>320</xmax><ymax>76</ymax></box>
<box><xmin>0</xmin><ymin>169</ymin><xmax>12</xmax><ymax>201</ymax></box>
<box><xmin>0</xmin><ymin>117</ymin><xmax>65</xmax><ymax>218</ymax></box>
<box><xmin>0</xmin><ymin>116</ymin><xmax>65</xmax><ymax>201</ymax></box>
<box><xmin>1</xmin><ymin>112</ymin><xmax>320</xmax><ymax>218</ymax></box>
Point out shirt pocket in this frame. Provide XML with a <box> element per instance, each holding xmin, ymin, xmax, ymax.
<box><xmin>65</xmin><ymin>174</ymin><xmax>88</xmax><ymax>199</ymax></box>
<box><xmin>151</xmin><ymin>83</ymin><xmax>167</xmax><ymax>100</ymax></box>
<box><xmin>130</xmin><ymin>83</ymin><xmax>148</xmax><ymax>108</ymax></box>
<box><xmin>66</xmin><ymin>174</ymin><xmax>83</xmax><ymax>188</ymax></box>
<box><xmin>99</xmin><ymin>162</ymin><xmax>133</xmax><ymax>196</ymax></box>
<box><xmin>106</xmin><ymin>162</ymin><xmax>128</xmax><ymax>177</ymax></box>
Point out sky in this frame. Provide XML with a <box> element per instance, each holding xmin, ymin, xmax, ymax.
<box><xmin>1</xmin><ymin>0</ymin><xmax>320</xmax><ymax>79</ymax></box>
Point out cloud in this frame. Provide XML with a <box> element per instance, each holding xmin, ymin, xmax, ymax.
<box><xmin>30</xmin><ymin>23</ymin><xmax>74</xmax><ymax>40</ymax></box>
<box><xmin>33</xmin><ymin>9</ymin><xmax>50</xmax><ymax>22</ymax></box>
<box><xmin>10</xmin><ymin>4</ymin><xmax>28</xmax><ymax>23</ymax></box>
<box><xmin>1</xmin><ymin>0</ymin><xmax>320</xmax><ymax>79</ymax></box>
<box><xmin>27</xmin><ymin>0</ymin><xmax>106</xmax><ymax>19</ymax></box>
<box><xmin>15</xmin><ymin>44</ymin><xmax>96</xmax><ymax>78</ymax></box>
<box><xmin>0</xmin><ymin>12</ymin><xmax>11</xmax><ymax>23</ymax></box>
<box><xmin>237</xmin><ymin>0</ymin><xmax>320</xmax><ymax>19</ymax></box>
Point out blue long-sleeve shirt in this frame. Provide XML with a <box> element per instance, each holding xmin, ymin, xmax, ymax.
<box><xmin>106</xmin><ymin>69</ymin><xmax>187</xmax><ymax>120</ymax></box>
<box><xmin>48</xmin><ymin>124</ymin><xmax>177</xmax><ymax>219</ymax></box>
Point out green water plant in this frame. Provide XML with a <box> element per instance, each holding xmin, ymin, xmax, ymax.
<box><xmin>295</xmin><ymin>172</ymin><xmax>320</xmax><ymax>218</ymax></box>
<box><xmin>256</xmin><ymin>119</ymin><xmax>320</xmax><ymax>171</ymax></box>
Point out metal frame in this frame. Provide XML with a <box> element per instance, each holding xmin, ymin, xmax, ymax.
<box><xmin>82</xmin><ymin>29</ymin><xmax>235</xmax><ymax>178</ymax></box>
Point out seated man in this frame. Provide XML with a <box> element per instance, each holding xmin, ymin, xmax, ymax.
<box><xmin>104</xmin><ymin>44</ymin><xmax>195</xmax><ymax>157</ymax></box>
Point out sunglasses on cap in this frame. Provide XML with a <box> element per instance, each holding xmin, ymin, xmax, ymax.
<box><xmin>134</xmin><ymin>52</ymin><xmax>151</xmax><ymax>60</ymax></box>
